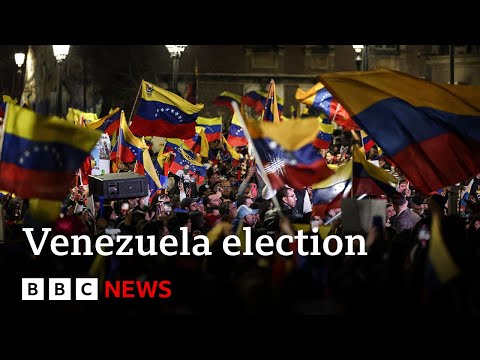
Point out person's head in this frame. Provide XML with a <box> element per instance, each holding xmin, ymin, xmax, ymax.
<box><xmin>175</xmin><ymin>212</ymin><xmax>192</xmax><ymax>233</ymax></box>
<box><xmin>205</xmin><ymin>193</ymin><xmax>222</xmax><ymax>208</ymax></box>
<box><xmin>426</xmin><ymin>194</ymin><xmax>447</xmax><ymax>215</ymax></box>
<box><xmin>220</xmin><ymin>180</ymin><xmax>232</xmax><ymax>197</ymax></box>
<box><xmin>390</xmin><ymin>192</ymin><xmax>408</xmax><ymax>213</ymax></box>
<box><xmin>397</xmin><ymin>179</ymin><xmax>409</xmax><ymax>194</ymax></box>
<box><xmin>386</xmin><ymin>202</ymin><xmax>396</xmax><ymax>221</ymax></box>
<box><xmin>410</xmin><ymin>194</ymin><xmax>425</xmax><ymax>216</ymax></box>
<box><xmin>278</xmin><ymin>187</ymin><xmax>297</xmax><ymax>208</ymax></box>
<box><xmin>325</xmin><ymin>151</ymin><xmax>334</xmax><ymax>163</ymax></box>
<box><xmin>235</xmin><ymin>204</ymin><xmax>260</xmax><ymax>226</ymax></box>
<box><xmin>207</xmin><ymin>167</ymin><xmax>221</xmax><ymax>185</ymax></box>
<box><xmin>180</xmin><ymin>197</ymin><xmax>199</xmax><ymax>212</ymax></box>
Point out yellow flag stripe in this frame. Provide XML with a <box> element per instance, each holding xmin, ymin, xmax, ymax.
<box><xmin>141</xmin><ymin>80</ymin><xmax>204</xmax><ymax>115</ymax></box>
<box><xmin>5</xmin><ymin>104</ymin><xmax>101</xmax><ymax>153</ymax></box>
<box><xmin>429</xmin><ymin>211</ymin><xmax>460</xmax><ymax>283</ymax></box>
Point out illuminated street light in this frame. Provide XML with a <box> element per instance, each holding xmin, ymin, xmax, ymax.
<box><xmin>352</xmin><ymin>45</ymin><xmax>364</xmax><ymax>71</ymax></box>
<box><xmin>52</xmin><ymin>45</ymin><xmax>70</xmax><ymax>116</ymax></box>
<box><xmin>165</xmin><ymin>45</ymin><xmax>187</xmax><ymax>94</ymax></box>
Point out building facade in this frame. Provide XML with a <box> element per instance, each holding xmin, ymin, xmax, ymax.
<box><xmin>9</xmin><ymin>45</ymin><xmax>480</xmax><ymax>120</ymax></box>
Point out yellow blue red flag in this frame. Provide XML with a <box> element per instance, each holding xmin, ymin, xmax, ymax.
<box><xmin>130</xmin><ymin>80</ymin><xmax>204</xmax><ymax>139</ymax></box>
<box><xmin>0</xmin><ymin>104</ymin><xmax>101</xmax><ymax>200</ymax></box>
<box><xmin>320</xmin><ymin>68</ymin><xmax>480</xmax><ymax>194</ymax></box>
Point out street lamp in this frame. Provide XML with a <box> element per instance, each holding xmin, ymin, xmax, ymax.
<box><xmin>14</xmin><ymin>52</ymin><xmax>25</xmax><ymax>100</ymax></box>
<box><xmin>14</xmin><ymin>53</ymin><xmax>25</xmax><ymax>74</ymax></box>
<box><xmin>352</xmin><ymin>45</ymin><xmax>364</xmax><ymax>71</ymax></box>
<box><xmin>165</xmin><ymin>45</ymin><xmax>187</xmax><ymax>94</ymax></box>
<box><xmin>52</xmin><ymin>45</ymin><xmax>70</xmax><ymax>116</ymax></box>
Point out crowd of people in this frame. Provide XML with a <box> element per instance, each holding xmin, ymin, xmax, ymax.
<box><xmin>2</xmin><ymin>129</ymin><xmax>480</xmax><ymax>316</ymax></box>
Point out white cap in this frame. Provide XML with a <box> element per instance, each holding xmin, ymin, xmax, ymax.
<box><xmin>262</xmin><ymin>185</ymin><xmax>277</xmax><ymax>200</ymax></box>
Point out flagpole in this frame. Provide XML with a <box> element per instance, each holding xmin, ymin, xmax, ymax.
<box><xmin>128</xmin><ymin>81</ymin><xmax>143</xmax><ymax>126</ymax></box>
<box><xmin>231</xmin><ymin>101</ymin><xmax>293</xmax><ymax>236</ymax></box>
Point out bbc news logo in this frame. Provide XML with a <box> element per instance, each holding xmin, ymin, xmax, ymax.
<box><xmin>22</xmin><ymin>278</ymin><xmax>172</xmax><ymax>300</ymax></box>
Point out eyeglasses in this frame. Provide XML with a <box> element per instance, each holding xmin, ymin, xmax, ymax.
<box><xmin>285</xmin><ymin>194</ymin><xmax>296</xmax><ymax>198</ymax></box>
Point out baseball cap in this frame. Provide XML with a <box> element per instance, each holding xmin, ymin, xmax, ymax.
<box><xmin>235</xmin><ymin>204</ymin><xmax>260</xmax><ymax>219</ymax></box>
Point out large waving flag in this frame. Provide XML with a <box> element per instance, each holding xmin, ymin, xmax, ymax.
<box><xmin>241</xmin><ymin>90</ymin><xmax>284</xmax><ymax>115</ymax></box>
<box><xmin>311</xmin><ymin>160</ymin><xmax>352</xmax><ymax>218</ymax></box>
<box><xmin>118</xmin><ymin>110</ymin><xmax>147</xmax><ymax>164</ymax></box>
<box><xmin>227</xmin><ymin>112</ymin><xmax>248</xmax><ymax>147</ymax></box>
<box><xmin>263</xmin><ymin>79</ymin><xmax>282</xmax><ymax>123</ymax></box>
<box><xmin>0</xmin><ymin>104</ymin><xmax>101</xmax><ymax>200</ymax></box>
<box><xmin>295</xmin><ymin>82</ymin><xmax>359</xmax><ymax>131</ymax></box>
<box><xmin>213</xmin><ymin>91</ymin><xmax>243</xmax><ymax>112</ymax></box>
<box><xmin>245</xmin><ymin>118</ymin><xmax>334</xmax><ymax>190</ymax></box>
<box><xmin>196</xmin><ymin>116</ymin><xmax>222</xmax><ymax>142</ymax></box>
<box><xmin>352</xmin><ymin>145</ymin><xmax>397</xmax><ymax>196</ymax></box>
<box><xmin>130</xmin><ymin>80</ymin><xmax>204</xmax><ymax>139</ymax></box>
<box><xmin>319</xmin><ymin>68</ymin><xmax>480</xmax><ymax>194</ymax></box>
<box><xmin>86</xmin><ymin>107</ymin><xmax>121</xmax><ymax>136</ymax></box>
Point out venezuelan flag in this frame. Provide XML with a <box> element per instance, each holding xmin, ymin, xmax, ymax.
<box><xmin>87</xmin><ymin>107</ymin><xmax>121</xmax><ymax>136</ymax></box>
<box><xmin>0</xmin><ymin>104</ymin><xmax>101</xmax><ymax>200</ymax></box>
<box><xmin>311</xmin><ymin>160</ymin><xmax>352</xmax><ymax>218</ymax></box>
<box><xmin>66</xmin><ymin>107</ymin><xmax>99</xmax><ymax>126</ymax></box>
<box><xmin>241</xmin><ymin>90</ymin><xmax>284</xmax><ymax>115</ymax></box>
<box><xmin>295</xmin><ymin>83</ymin><xmax>359</xmax><ymax>131</ymax></box>
<box><xmin>169</xmin><ymin>148</ymin><xmax>206</xmax><ymax>185</ymax></box>
<box><xmin>141</xmin><ymin>147</ymin><xmax>161</xmax><ymax>202</ymax></box>
<box><xmin>213</xmin><ymin>91</ymin><xmax>243</xmax><ymax>112</ymax></box>
<box><xmin>246</xmin><ymin>117</ymin><xmax>333</xmax><ymax>190</ymax></box>
<box><xmin>262</xmin><ymin>80</ymin><xmax>282</xmax><ymax>123</ymax></box>
<box><xmin>313</xmin><ymin>122</ymin><xmax>334</xmax><ymax>149</ymax></box>
<box><xmin>221</xmin><ymin>135</ymin><xmax>242</xmax><ymax>160</ymax></box>
<box><xmin>161</xmin><ymin>137</ymin><xmax>191</xmax><ymax>155</ymax></box>
<box><xmin>196</xmin><ymin>116</ymin><xmax>222</xmax><ymax>142</ymax></box>
<box><xmin>130</xmin><ymin>80</ymin><xmax>204</xmax><ymax>139</ymax></box>
<box><xmin>361</xmin><ymin>130</ymin><xmax>375</xmax><ymax>153</ymax></box>
<box><xmin>352</xmin><ymin>145</ymin><xmax>397</xmax><ymax>196</ymax></box>
<box><xmin>320</xmin><ymin>68</ymin><xmax>480</xmax><ymax>194</ymax></box>
<box><xmin>184</xmin><ymin>127</ymin><xmax>209</xmax><ymax>158</ymax></box>
<box><xmin>227</xmin><ymin>112</ymin><xmax>248</xmax><ymax>147</ymax></box>
<box><xmin>118</xmin><ymin>110</ymin><xmax>147</xmax><ymax>164</ymax></box>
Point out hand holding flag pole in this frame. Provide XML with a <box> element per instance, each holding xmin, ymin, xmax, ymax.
<box><xmin>231</xmin><ymin>101</ymin><xmax>294</xmax><ymax>236</ymax></box>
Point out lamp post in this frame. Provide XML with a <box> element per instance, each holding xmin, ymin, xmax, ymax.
<box><xmin>352</xmin><ymin>45</ymin><xmax>364</xmax><ymax>70</ymax></box>
<box><xmin>52</xmin><ymin>45</ymin><xmax>70</xmax><ymax>116</ymax></box>
<box><xmin>14</xmin><ymin>52</ymin><xmax>25</xmax><ymax>100</ymax></box>
<box><xmin>165</xmin><ymin>45</ymin><xmax>187</xmax><ymax>94</ymax></box>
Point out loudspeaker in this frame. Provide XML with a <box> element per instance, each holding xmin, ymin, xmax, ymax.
<box><xmin>88</xmin><ymin>172</ymin><xmax>149</xmax><ymax>200</ymax></box>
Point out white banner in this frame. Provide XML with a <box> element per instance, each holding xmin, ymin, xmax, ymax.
<box><xmin>91</xmin><ymin>133</ymin><xmax>111</xmax><ymax>176</ymax></box>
